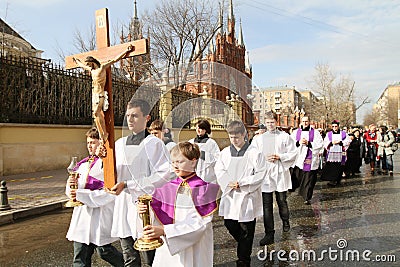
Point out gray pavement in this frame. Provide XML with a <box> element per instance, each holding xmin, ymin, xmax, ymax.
<box><xmin>0</xmin><ymin>168</ymin><xmax>68</xmax><ymax>225</ymax></box>
<box><xmin>1</xmin><ymin>157</ymin><xmax>400</xmax><ymax>266</ymax></box>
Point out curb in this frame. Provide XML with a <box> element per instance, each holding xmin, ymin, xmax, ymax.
<box><xmin>0</xmin><ymin>200</ymin><xmax>67</xmax><ymax>226</ymax></box>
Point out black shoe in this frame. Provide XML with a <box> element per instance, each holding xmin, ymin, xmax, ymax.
<box><xmin>390</xmin><ymin>171</ymin><xmax>394</xmax><ymax>176</ymax></box>
<box><xmin>304</xmin><ymin>200</ymin><xmax>311</xmax><ymax>205</ymax></box>
<box><xmin>283</xmin><ymin>221</ymin><xmax>290</xmax><ymax>232</ymax></box>
<box><xmin>259</xmin><ymin>232</ymin><xmax>274</xmax><ymax>246</ymax></box>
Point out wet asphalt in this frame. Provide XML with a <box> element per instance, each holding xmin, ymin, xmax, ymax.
<box><xmin>1</xmin><ymin>158</ymin><xmax>399</xmax><ymax>266</ymax></box>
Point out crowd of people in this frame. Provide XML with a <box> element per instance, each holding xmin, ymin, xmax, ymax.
<box><xmin>65</xmin><ymin>100</ymin><xmax>398</xmax><ymax>267</ymax></box>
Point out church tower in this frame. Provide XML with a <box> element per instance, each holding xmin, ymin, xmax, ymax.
<box><xmin>185</xmin><ymin>0</ymin><xmax>253</xmax><ymax>125</ymax></box>
<box><xmin>120</xmin><ymin>1</ymin><xmax>151</xmax><ymax>84</ymax></box>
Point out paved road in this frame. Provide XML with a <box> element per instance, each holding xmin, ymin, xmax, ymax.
<box><xmin>1</xmin><ymin>157</ymin><xmax>400</xmax><ymax>266</ymax></box>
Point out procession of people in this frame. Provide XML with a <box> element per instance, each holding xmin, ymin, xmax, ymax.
<box><xmin>65</xmin><ymin>100</ymin><xmax>397</xmax><ymax>267</ymax></box>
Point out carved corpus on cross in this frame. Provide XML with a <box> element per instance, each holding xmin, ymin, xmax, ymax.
<box><xmin>65</xmin><ymin>8</ymin><xmax>148</xmax><ymax>188</ymax></box>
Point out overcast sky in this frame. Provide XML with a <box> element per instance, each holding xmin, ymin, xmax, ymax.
<box><xmin>2</xmin><ymin>0</ymin><xmax>400</xmax><ymax>123</ymax></box>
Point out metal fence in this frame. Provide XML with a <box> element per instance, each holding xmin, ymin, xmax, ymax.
<box><xmin>171</xmin><ymin>89</ymin><xmax>199</xmax><ymax>128</ymax></box>
<box><xmin>0</xmin><ymin>54</ymin><xmax>161</xmax><ymax>126</ymax></box>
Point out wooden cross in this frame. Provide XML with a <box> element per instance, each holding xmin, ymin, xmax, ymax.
<box><xmin>66</xmin><ymin>8</ymin><xmax>149</xmax><ymax>189</ymax></box>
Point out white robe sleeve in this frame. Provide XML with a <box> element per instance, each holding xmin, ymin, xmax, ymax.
<box><xmin>238</xmin><ymin>151</ymin><xmax>267</xmax><ymax>193</ymax></box>
<box><xmin>76</xmin><ymin>189</ymin><xmax>116</xmax><ymax>208</ymax></box>
<box><xmin>312</xmin><ymin>130</ymin><xmax>324</xmax><ymax>152</ymax></box>
<box><xmin>163</xmin><ymin>209</ymin><xmax>212</xmax><ymax>256</ymax></box>
<box><xmin>278</xmin><ymin>133</ymin><xmax>297</xmax><ymax>170</ymax></box>
<box><xmin>215</xmin><ymin>150</ymin><xmax>231</xmax><ymax>192</ymax></box>
<box><xmin>126</xmin><ymin>139</ymin><xmax>172</xmax><ymax>193</ymax></box>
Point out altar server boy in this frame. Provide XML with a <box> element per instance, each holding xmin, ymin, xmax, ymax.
<box><xmin>106</xmin><ymin>98</ymin><xmax>171</xmax><ymax>266</ymax></box>
<box><xmin>251</xmin><ymin>111</ymin><xmax>297</xmax><ymax>246</ymax></box>
<box><xmin>138</xmin><ymin>142</ymin><xmax>220</xmax><ymax>267</ymax></box>
<box><xmin>215</xmin><ymin>120</ymin><xmax>267</xmax><ymax>267</ymax></box>
<box><xmin>66</xmin><ymin>127</ymin><xmax>123</xmax><ymax>267</ymax></box>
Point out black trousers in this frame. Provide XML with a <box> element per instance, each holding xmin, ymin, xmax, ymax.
<box><xmin>262</xmin><ymin>192</ymin><xmax>289</xmax><ymax>233</ymax></box>
<box><xmin>224</xmin><ymin>219</ymin><xmax>256</xmax><ymax>264</ymax></box>
<box><xmin>120</xmin><ymin>237</ymin><xmax>155</xmax><ymax>267</ymax></box>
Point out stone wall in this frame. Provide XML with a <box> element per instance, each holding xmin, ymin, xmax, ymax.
<box><xmin>0</xmin><ymin>124</ymin><xmax>229</xmax><ymax>176</ymax></box>
<box><xmin>0</xmin><ymin>124</ymin><xmax>123</xmax><ymax>176</ymax></box>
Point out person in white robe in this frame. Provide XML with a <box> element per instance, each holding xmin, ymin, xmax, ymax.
<box><xmin>104</xmin><ymin>99</ymin><xmax>171</xmax><ymax>267</ymax></box>
<box><xmin>66</xmin><ymin>127</ymin><xmax>123</xmax><ymax>267</ymax></box>
<box><xmin>138</xmin><ymin>142</ymin><xmax>219</xmax><ymax>267</ymax></box>
<box><xmin>321</xmin><ymin>120</ymin><xmax>351</xmax><ymax>186</ymax></box>
<box><xmin>251</xmin><ymin>111</ymin><xmax>297</xmax><ymax>246</ymax></box>
<box><xmin>189</xmin><ymin>119</ymin><xmax>220</xmax><ymax>183</ymax></box>
<box><xmin>290</xmin><ymin>116</ymin><xmax>324</xmax><ymax>205</ymax></box>
<box><xmin>148</xmin><ymin>119</ymin><xmax>177</xmax><ymax>151</ymax></box>
<box><xmin>215</xmin><ymin>121</ymin><xmax>266</xmax><ymax>267</ymax></box>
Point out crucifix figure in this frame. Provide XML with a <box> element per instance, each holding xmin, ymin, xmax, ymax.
<box><xmin>66</xmin><ymin>8</ymin><xmax>148</xmax><ymax>188</ymax></box>
<box><xmin>72</xmin><ymin>45</ymin><xmax>133</xmax><ymax>143</ymax></box>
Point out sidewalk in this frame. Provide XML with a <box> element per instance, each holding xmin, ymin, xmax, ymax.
<box><xmin>0</xmin><ymin>169</ymin><xmax>69</xmax><ymax>225</ymax></box>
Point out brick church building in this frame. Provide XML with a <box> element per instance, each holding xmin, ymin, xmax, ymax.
<box><xmin>184</xmin><ymin>0</ymin><xmax>253</xmax><ymax>125</ymax></box>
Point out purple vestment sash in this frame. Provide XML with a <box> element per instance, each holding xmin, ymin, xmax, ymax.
<box><xmin>150</xmin><ymin>174</ymin><xmax>220</xmax><ymax>225</ymax></box>
<box><xmin>296</xmin><ymin>128</ymin><xmax>314</xmax><ymax>172</ymax></box>
<box><xmin>73</xmin><ymin>156</ymin><xmax>104</xmax><ymax>190</ymax></box>
<box><xmin>327</xmin><ymin>130</ymin><xmax>347</xmax><ymax>165</ymax></box>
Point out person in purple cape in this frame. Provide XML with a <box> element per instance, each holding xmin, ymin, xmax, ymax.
<box><xmin>66</xmin><ymin>127</ymin><xmax>123</xmax><ymax>267</ymax></box>
<box><xmin>321</xmin><ymin>120</ymin><xmax>351</xmax><ymax>186</ymax></box>
<box><xmin>137</xmin><ymin>142</ymin><xmax>220</xmax><ymax>267</ymax></box>
<box><xmin>290</xmin><ymin>116</ymin><xmax>324</xmax><ymax>205</ymax></box>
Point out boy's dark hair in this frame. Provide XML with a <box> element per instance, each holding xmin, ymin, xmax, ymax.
<box><xmin>171</xmin><ymin>142</ymin><xmax>200</xmax><ymax>160</ymax></box>
<box><xmin>127</xmin><ymin>99</ymin><xmax>151</xmax><ymax>116</ymax></box>
<box><xmin>226</xmin><ymin>120</ymin><xmax>246</xmax><ymax>135</ymax></box>
<box><xmin>149</xmin><ymin>119</ymin><xmax>164</xmax><ymax>131</ymax></box>
<box><xmin>196</xmin><ymin>119</ymin><xmax>211</xmax><ymax>134</ymax></box>
<box><xmin>84</xmin><ymin>56</ymin><xmax>101</xmax><ymax>68</ymax></box>
<box><xmin>86</xmin><ymin>127</ymin><xmax>100</xmax><ymax>140</ymax></box>
<box><xmin>264</xmin><ymin>111</ymin><xmax>278</xmax><ymax>121</ymax></box>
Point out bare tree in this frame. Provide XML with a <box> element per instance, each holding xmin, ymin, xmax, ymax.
<box><xmin>311</xmin><ymin>62</ymin><xmax>369</xmax><ymax>126</ymax></box>
<box><xmin>363</xmin><ymin>108</ymin><xmax>380</xmax><ymax>127</ymax></box>
<box><xmin>142</xmin><ymin>0</ymin><xmax>221</xmax><ymax>86</ymax></box>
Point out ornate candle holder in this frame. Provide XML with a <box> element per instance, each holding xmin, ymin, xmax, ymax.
<box><xmin>65</xmin><ymin>156</ymin><xmax>83</xmax><ymax>207</ymax></box>
<box><xmin>134</xmin><ymin>194</ymin><xmax>163</xmax><ymax>251</ymax></box>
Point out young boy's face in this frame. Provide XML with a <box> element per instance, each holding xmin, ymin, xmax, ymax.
<box><xmin>171</xmin><ymin>152</ymin><xmax>197</xmax><ymax>178</ymax></box>
<box><xmin>150</xmin><ymin>129</ymin><xmax>163</xmax><ymax>140</ymax></box>
<box><xmin>126</xmin><ymin>106</ymin><xmax>150</xmax><ymax>134</ymax></box>
<box><xmin>196</xmin><ymin>126</ymin><xmax>206</xmax><ymax>137</ymax></box>
<box><xmin>87</xmin><ymin>137</ymin><xmax>100</xmax><ymax>156</ymax></box>
<box><xmin>229</xmin><ymin>133</ymin><xmax>246</xmax><ymax>150</ymax></box>
<box><xmin>265</xmin><ymin>119</ymin><xmax>276</xmax><ymax>132</ymax></box>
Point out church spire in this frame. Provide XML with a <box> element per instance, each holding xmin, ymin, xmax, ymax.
<box><xmin>227</xmin><ymin>0</ymin><xmax>235</xmax><ymax>39</ymax></box>
<box><xmin>194</xmin><ymin>38</ymin><xmax>201</xmax><ymax>59</ymax></box>
<box><xmin>228</xmin><ymin>0</ymin><xmax>235</xmax><ymax>22</ymax></box>
<box><xmin>238</xmin><ymin>19</ymin><xmax>244</xmax><ymax>46</ymax></box>
<box><xmin>217</xmin><ymin>2</ymin><xmax>224</xmax><ymax>35</ymax></box>
<box><xmin>130</xmin><ymin>0</ymin><xmax>142</xmax><ymax>40</ymax></box>
<box><xmin>134</xmin><ymin>0</ymin><xmax>138</xmax><ymax>19</ymax></box>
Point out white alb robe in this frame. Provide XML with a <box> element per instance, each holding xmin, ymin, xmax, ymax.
<box><xmin>291</xmin><ymin>128</ymin><xmax>324</xmax><ymax>170</ymax></box>
<box><xmin>112</xmin><ymin>135</ymin><xmax>171</xmax><ymax>239</ymax></box>
<box><xmin>215</xmin><ymin>146</ymin><xmax>266</xmax><ymax>222</ymax></box>
<box><xmin>251</xmin><ymin>129</ymin><xmax>297</xmax><ymax>192</ymax></box>
<box><xmin>66</xmin><ymin>158</ymin><xmax>118</xmax><ymax>246</ymax></box>
<box><xmin>151</xmin><ymin>188</ymin><xmax>214</xmax><ymax>267</ymax></box>
<box><xmin>189</xmin><ymin>137</ymin><xmax>220</xmax><ymax>183</ymax></box>
<box><xmin>324</xmin><ymin>131</ymin><xmax>351</xmax><ymax>162</ymax></box>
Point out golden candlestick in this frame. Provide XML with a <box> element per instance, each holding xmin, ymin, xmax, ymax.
<box><xmin>65</xmin><ymin>156</ymin><xmax>83</xmax><ymax>208</ymax></box>
<box><xmin>134</xmin><ymin>194</ymin><xmax>163</xmax><ymax>251</ymax></box>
